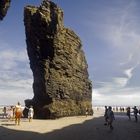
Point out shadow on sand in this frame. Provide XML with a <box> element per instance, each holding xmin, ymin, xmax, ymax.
<box><xmin>0</xmin><ymin>114</ymin><xmax>140</xmax><ymax>140</ymax></box>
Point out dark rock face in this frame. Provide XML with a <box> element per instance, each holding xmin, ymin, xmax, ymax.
<box><xmin>0</xmin><ymin>0</ymin><xmax>10</xmax><ymax>20</ymax></box>
<box><xmin>24</xmin><ymin>0</ymin><xmax>92</xmax><ymax>119</ymax></box>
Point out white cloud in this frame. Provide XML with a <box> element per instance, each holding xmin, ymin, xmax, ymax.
<box><xmin>0</xmin><ymin>87</ymin><xmax>33</xmax><ymax>106</ymax></box>
<box><xmin>0</xmin><ymin>40</ymin><xmax>27</xmax><ymax>59</ymax></box>
<box><xmin>119</xmin><ymin>54</ymin><xmax>133</xmax><ymax>66</ymax></box>
<box><xmin>124</xmin><ymin>67</ymin><xmax>134</xmax><ymax>79</ymax></box>
<box><xmin>92</xmin><ymin>86</ymin><xmax>140</xmax><ymax>106</ymax></box>
<box><xmin>113</xmin><ymin>77</ymin><xmax>128</xmax><ymax>87</ymax></box>
<box><xmin>0</xmin><ymin>78</ymin><xmax>33</xmax><ymax>89</ymax></box>
<box><xmin>112</xmin><ymin>66</ymin><xmax>138</xmax><ymax>88</ymax></box>
<box><xmin>0</xmin><ymin>49</ymin><xmax>28</xmax><ymax>69</ymax></box>
<box><xmin>0</xmin><ymin>42</ymin><xmax>33</xmax><ymax>105</ymax></box>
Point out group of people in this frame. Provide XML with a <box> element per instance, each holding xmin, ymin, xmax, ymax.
<box><xmin>104</xmin><ymin>105</ymin><xmax>140</xmax><ymax>130</ymax></box>
<box><xmin>2</xmin><ymin>102</ymin><xmax>34</xmax><ymax>125</ymax></box>
<box><xmin>126</xmin><ymin>106</ymin><xmax>139</xmax><ymax>122</ymax></box>
<box><xmin>104</xmin><ymin>106</ymin><xmax>115</xmax><ymax>130</ymax></box>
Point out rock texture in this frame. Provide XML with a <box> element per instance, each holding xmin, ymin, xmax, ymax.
<box><xmin>0</xmin><ymin>0</ymin><xmax>10</xmax><ymax>20</ymax></box>
<box><xmin>24</xmin><ymin>0</ymin><xmax>92</xmax><ymax>119</ymax></box>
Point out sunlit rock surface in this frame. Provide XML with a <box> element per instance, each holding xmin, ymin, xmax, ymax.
<box><xmin>24</xmin><ymin>0</ymin><xmax>92</xmax><ymax>119</ymax></box>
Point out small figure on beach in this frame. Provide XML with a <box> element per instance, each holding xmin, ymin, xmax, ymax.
<box><xmin>126</xmin><ymin>107</ymin><xmax>131</xmax><ymax>120</ymax></box>
<box><xmin>7</xmin><ymin>106</ymin><xmax>14</xmax><ymax>121</ymax></box>
<box><xmin>107</xmin><ymin>106</ymin><xmax>115</xmax><ymax>130</ymax></box>
<box><xmin>116</xmin><ymin>107</ymin><xmax>118</xmax><ymax>112</ymax></box>
<box><xmin>15</xmin><ymin>102</ymin><xmax>22</xmax><ymax>125</ymax></box>
<box><xmin>104</xmin><ymin>106</ymin><xmax>108</xmax><ymax>125</ymax></box>
<box><xmin>113</xmin><ymin>107</ymin><xmax>115</xmax><ymax>111</ymax></box>
<box><xmin>139</xmin><ymin>109</ymin><xmax>140</xmax><ymax>115</ymax></box>
<box><xmin>133</xmin><ymin>106</ymin><xmax>138</xmax><ymax>122</ymax></box>
<box><xmin>28</xmin><ymin>106</ymin><xmax>34</xmax><ymax>122</ymax></box>
<box><xmin>3</xmin><ymin>106</ymin><xmax>7</xmax><ymax>118</ymax></box>
<box><xmin>85</xmin><ymin>107</ymin><xmax>89</xmax><ymax>117</ymax></box>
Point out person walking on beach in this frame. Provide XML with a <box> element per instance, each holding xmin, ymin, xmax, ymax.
<box><xmin>107</xmin><ymin>106</ymin><xmax>115</xmax><ymax>130</ymax></box>
<box><xmin>133</xmin><ymin>106</ymin><xmax>138</xmax><ymax>122</ymax></box>
<box><xmin>3</xmin><ymin>106</ymin><xmax>7</xmax><ymax>118</ymax></box>
<box><xmin>104</xmin><ymin>106</ymin><xmax>108</xmax><ymax>125</ymax></box>
<box><xmin>7</xmin><ymin>106</ymin><xmax>14</xmax><ymax>121</ymax></box>
<box><xmin>15</xmin><ymin>102</ymin><xmax>22</xmax><ymax>125</ymax></box>
<box><xmin>126</xmin><ymin>107</ymin><xmax>131</xmax><ymax>120</ymax></box>
<box><xmin>85</xmin><ymin>107</ymin><xmax>89</xmax><ymax>117</ymax></box>
<box><xmin>28</xmin><ymin>106</ymin><xmax>34</xmax><ymax>122</ymax></box>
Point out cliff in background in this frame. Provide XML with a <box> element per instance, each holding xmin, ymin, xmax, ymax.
<box><xmin>24</xmin><ymin>0</ymin><xmax>92</xmax><ymax>119</ymax></box>
<box><xmin>0</xmin><ymin>0</ymin><xmax>10</xmax><ymax>20</ymax></box>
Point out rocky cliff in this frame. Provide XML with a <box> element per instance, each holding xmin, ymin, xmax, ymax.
<box><xmin>24</xmin><ymin>0</ymin><xmax>92</xmax><ymax>119</ymax></box>
<box><xmin>0</xmin><ymin>0</ymin><xmax>10</xmax><ymax>20</ymax></box>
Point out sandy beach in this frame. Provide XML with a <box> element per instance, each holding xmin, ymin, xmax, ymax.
<box><xmin>0</xmin><ymin>110</ymin><xmax>140</xmax><ymax>140</ymax></box>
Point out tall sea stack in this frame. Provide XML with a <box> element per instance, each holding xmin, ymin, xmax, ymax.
<box><xmin>24</xmin><ymin>0</ymin><xmax>92</xmax><ymax>119</ymax></box>
<box><xmin>0</xmin><ymin>0</ymin><xmax>10</xmax><ymax>20</ymax></box>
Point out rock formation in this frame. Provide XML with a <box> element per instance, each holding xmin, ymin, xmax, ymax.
<box><xmin>0</xmin><ymin>0</ymin><xmax>10</xmax><ymax>20</ymax></box>
<box><xmin>24</xmin><ymin>0</ymin><xmax>92</xmax><ymax>119</ymax></box>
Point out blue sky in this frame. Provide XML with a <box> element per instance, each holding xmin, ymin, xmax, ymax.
<box><xmin>0</xmin><ymin>0</ymin><xmax>140</xmax><ymax>106</ymax></box>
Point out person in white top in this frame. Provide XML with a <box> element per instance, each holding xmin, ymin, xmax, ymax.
<box><xmin>28</xmin><ymin>106</ymin><xmax>34</xmax><ymax>122</ymax></box>
<box><xmin>7</xmin><ymin>106</ymin><xmax>14</xmax><ymax>121</ymax></box>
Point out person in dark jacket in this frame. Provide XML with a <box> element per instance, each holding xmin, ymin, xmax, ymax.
<box><xmin>104</xmin><ymin>106</ymin><xmax>108</xmax><ymax>125</ymax></box>
<box><xmin>133</xmin><ymin>106</ymin><xmax>138</xmax><ymax>122</ymax></box>
<box><xmin>126</xmin><ymin>107</ymin><xmax>131</xmax><ymax>120</ymax></box>
<box><xmin>107</xmin><ymin>106</ymin><xmax>115</xmax><ymax>130</ymax></box>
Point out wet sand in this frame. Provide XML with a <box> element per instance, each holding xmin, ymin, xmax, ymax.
<box><xmin>0</xmin><ymin>111</ymin><xmax>140</xmax><ymax>140</ymax></box>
